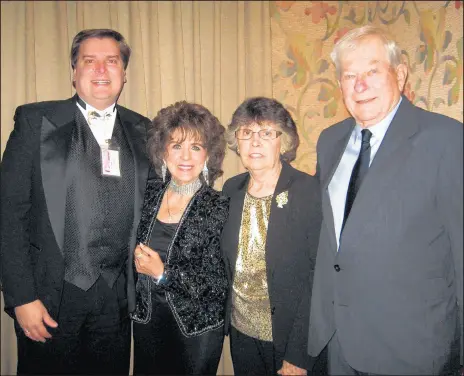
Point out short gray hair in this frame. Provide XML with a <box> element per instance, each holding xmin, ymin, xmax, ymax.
<box><xmin>226</xmin><ymin>97</ymin><xmax>299</xmax><ymax>163</ymax></box>
<box><xmin>330</xmin><ymin>25</ymin><xmax>402</xmax><ymax>79</ymax></box>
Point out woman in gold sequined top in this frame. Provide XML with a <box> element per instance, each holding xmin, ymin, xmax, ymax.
<box><xmin>221</xmin><ymin>97</ymin><xmax>326</xmax><ymax>375</ymax></box>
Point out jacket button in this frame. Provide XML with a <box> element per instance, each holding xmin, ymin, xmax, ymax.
<box><xmin>271</xmin><ymin>307</ymin><xmax>276</xmax><ymax>315</ymax></box>
<box><xmin>334</xmin><ymin>264</ymin><xmax>340</xmax><ymax>272</ymax></box>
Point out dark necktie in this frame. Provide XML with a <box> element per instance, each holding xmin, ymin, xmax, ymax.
<box><xmin>342</xmin><ymin>129</ymin><xmax>372</xmax><ymax>229</ymax></box>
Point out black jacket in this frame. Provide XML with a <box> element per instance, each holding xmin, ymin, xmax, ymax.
<box><xmin>1</xmin><ymin>95</ymin><xmax>152</xmax><ymax>319</ymax></box>
<box><xmin>130</xmin><ymin>178</ymin><xmax>230</xmax><ymax>337</ymax></box>
<box><xmin>221</xmin><ymin>161</ymin><xmax>322</xmax><ymax>370</ymax></box>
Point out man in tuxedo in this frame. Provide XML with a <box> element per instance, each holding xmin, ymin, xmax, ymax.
<box><xmin>1</xmin><ymin>29</ymin><xmax>152</xmax><ymax>374</ymax></box>
<box><xmin>308</xmin><ymin>25</ymin><xmax>462</xmax><ymax>375</ymax></box>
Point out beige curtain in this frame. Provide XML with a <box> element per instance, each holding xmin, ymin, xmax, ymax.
<box><xmin>0</xmin><ymin>1</ymin><xmax>272</xmax><ymax>374</ymax></box>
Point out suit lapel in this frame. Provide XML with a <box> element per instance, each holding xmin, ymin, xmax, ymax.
<box><xmin>223</xmin><ymin>175</ymin><xmax>248</xmax><ymax>276</ymax></box>
<box><xmin>116</xmin><ymin>106</ymin><xmax>151</xmax><ymax>252</ymax></box>
<box><xmin>223</xmin><ymin>163</ymin><xmax>296</xmax><ymax>284</ymax></box>
<box><xmin>117</xmin><ymin>106</ymin><xmax>150</xmax><ymax>217</ymax></box>
<box><xmin>41</xmin><ymin>97</ymin><xmax>77</xmax><ymax>254</ymax></box>
<box><xmin>341</xmin><ymin>97</ymin><xmax>420</xmax><ymax>237</ymax></box>
<box><xmin>41</xmin><ymin>99</ymin><xmax>150</xmax><ymax>255</ymax></box>
<box><xmin>322</xmin><ymin>119</ymin><xmax>355</xmax><ymax>191</ymax></box>
<box><xmin>265</xmin><ymin>162</ymin><xmax>294</xmax><ymax>285</ymax></box>
<box><xmin>321</xmin><ymin>120</ymin><xmax>355</xmax><ymax>254</ymax></box>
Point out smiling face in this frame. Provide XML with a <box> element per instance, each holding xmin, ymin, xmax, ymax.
<box><xmin>164</xmin><ymin>129</ymin><xmax>208</xmax><ymax>185</ymax></box>
<box><xmin>236</xmin><ymin>122</ymin><xmax>282</xmax><ymax>173</ymax></box>
<box><xmin>73</xmin><ymin>37</ymin><xmax>126</xmax><ymax>110</ymax></box>
<box><xmin>338</xmin><ymin>35</ymin><xmax>407</xmax><ymax>127</ymax></box>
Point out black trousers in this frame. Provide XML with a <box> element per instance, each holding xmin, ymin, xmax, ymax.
<box><xmin>16</xmin><ymin>275</ymin><xmax>130</xmax><ymax>375</ymax></box>
<box><xmin>133</xmin><ymin>292</ymin><xmax>224</xmax><ymax>375</ymax></box>
<box><xmin>230</xmin><ymin>326</ymin><xmax>284</xmax><ymax>376</ymax></box>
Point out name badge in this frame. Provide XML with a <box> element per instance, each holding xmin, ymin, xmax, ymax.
<box><xmin>100</xmin><ymin>144</ymin><xmax>121</xmax><ymax>177</ymax></box>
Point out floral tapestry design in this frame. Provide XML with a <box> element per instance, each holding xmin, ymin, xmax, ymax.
<box><xmin>271</xmin><ymin>1</ymin><xmax>463</xmax><ymax>175</ymax></box>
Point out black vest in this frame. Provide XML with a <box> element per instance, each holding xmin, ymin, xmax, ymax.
<box><xmin>63</xmin><ymin>108</ymin><xmax>135</xmax><ymax>291</ymax></box>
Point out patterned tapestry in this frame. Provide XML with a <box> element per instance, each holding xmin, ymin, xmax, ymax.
<box><xmin>271</xmin><ymin>1</ymin><xmax>463</xmax><ymax>175</ymax></box>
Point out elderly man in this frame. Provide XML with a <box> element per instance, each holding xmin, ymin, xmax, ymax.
<box><xmin>1</xmin><ymin>29</ymin><xmax>153</xmax><ymax>374</ymax></box>
<box><xmin>308</xmin><ymin>25</ymin><xmax>462</xmax><ymax>375</ymax></box>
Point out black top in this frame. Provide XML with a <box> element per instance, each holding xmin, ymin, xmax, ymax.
<box><xmin>149</xmin><ymin>219</ymin><xmax>177</xmax><ymax>302</ymax></box>
<box><xmin>149</xmin><ymin>218</ymin><xmax>177</xmax><ymax>263</ymax></box>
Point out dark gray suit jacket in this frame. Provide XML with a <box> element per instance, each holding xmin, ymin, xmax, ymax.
<box><xmin>308</xmin><ymin>97</ymin><xmax>463</xmax><ymax>374</ymax></box>
<box><xmin>0</xmin><ymin>95</ymin><xmax>152</xmax><ymax>319</ymax></box>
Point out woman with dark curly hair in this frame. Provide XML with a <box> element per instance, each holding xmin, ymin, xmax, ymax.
<box><xmin>221</xmin><ymin>97</ymin><xmax>325</xmax><ymax>375</ymax></box>
<box><xmin>130</xmin><ymin>101</ymin><xmax>229</xmax><ymax>375</ymax></box>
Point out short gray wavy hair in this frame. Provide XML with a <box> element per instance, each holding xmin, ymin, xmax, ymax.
<box><xmin>331</xmin><ymin>25</ymin><xmax>402</xmax><ymax>79</ymax></box>
<box><xmin>226</xmin><ymin>97</ymin><xmax>299</xmax><ymax>163</ymax></box>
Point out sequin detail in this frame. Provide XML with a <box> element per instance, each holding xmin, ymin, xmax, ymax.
<box><xmin>231</xmin><ymin>192</ymin><xmax>273</xmax><ymax>341</ymax></box>
<box><xmin>130</xmin><ymin>178</ymin><xmax>230</xmax><ymax>337</ymax></box>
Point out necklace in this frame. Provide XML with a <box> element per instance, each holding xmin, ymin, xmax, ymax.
<box><xmin>168</xmin><ymin>178</ymin><xmax>202</xmax><ymax>196</ymax></box>
<box><xmin>166</xmin><ymin>191</ymin><xmax>188</xmax><ymax>222</ymax></box>
<box><xmin>165</xmin><ymin>179</ymin><xmax>202</xmax><ymax>222</ymax></box>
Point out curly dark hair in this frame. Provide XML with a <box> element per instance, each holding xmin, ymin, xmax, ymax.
<box><xmin>147</xmin><ymin>101</ymin><xmax>226</xmax><ymax>186</ymax></box>
<box><xmin>226</xmin><ymin>97</ymin><xmax>300</xmax><ymax>163</ymax></box>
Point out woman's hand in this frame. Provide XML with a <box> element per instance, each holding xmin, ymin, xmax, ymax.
<box><xmin>134</xmin><ymin>243</ymin><xmax>164</xmax><ymax>279</ymax></box>
<box><xmin>277</xmin><ymin>360</ymin><xmax>307</xmax><ymax>376</ymax></box>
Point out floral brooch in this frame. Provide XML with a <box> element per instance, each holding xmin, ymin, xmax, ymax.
<box><xmin>276</xmin><ymin>191</ymin><xmax>288</xmax><ymax>208</ymax></box>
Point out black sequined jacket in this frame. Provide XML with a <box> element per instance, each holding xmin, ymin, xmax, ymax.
<box><xmin>130</xmin><ymin>178</ymin><xmax>230</xmax><ymax>337</ymax></box>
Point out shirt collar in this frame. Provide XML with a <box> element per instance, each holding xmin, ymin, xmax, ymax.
<box><xmin>76</xmin><ymin>96</ymin><xmax>117</xmax><ymax>116</ymax></box>
<box><xmin>354</xmin><ymin>96</ymin><xmax>402</xmax><ymax>143</ymax></box>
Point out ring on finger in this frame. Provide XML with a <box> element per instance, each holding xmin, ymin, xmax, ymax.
<box><xmin>135</xmin><ymin>252</ymin><xmax>143</xmax><ymax>259</ymax></box>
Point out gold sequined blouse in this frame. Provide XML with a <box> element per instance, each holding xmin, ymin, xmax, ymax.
<box><xmin>231</xmin><ymin>192</ymin><xmax>273</xmax><ymax>341</ymax></box>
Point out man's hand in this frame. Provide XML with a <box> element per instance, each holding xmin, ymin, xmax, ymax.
<box><xmin>14</xmin><ymin>300</ymin><xmax>58</xmax><ymax>343</ymax></box>
<box><xmin>277</xmin><ymin>360</ymin><xmax>307</xmax><ymax>376</ymax></box>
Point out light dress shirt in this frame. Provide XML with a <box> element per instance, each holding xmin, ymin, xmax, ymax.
<box><xmin>77</xmin><ymin>98</ymin><xmax>117</xmax><ymax>146</ymax></box>
<box><xmin>328</xmin><ymin>97</ymin><xmax>402</xmax><ymax>249</ymax></box>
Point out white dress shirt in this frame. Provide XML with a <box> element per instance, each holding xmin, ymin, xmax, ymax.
<box><xmin>76</xmin><ymin>99</ymin><xmax>117</xmax><ymax>146</ymax></box>
<box><xmin>328</xmin><ymin>97</ymin><xmax>402</xmax><ymax>249</ymax></box>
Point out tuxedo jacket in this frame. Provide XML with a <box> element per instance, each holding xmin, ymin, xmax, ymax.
<box><xmin>221</xmin><ymin>161</ymin><xmax>322</xmax><ymax>370</ymax></box>
<box><xmin>0</xmin><ymin>95</ymin><xmax>152</xmax><ymax>319</ymax></box>
<box><xmin>308</xmin><ymin>96</ymin><xmax>463</xmax><ymax>374</ymax></box>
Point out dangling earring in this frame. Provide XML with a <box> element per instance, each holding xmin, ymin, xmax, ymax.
<box><xmin>161</xmin><ymin>160</ymin><xmax>167</xmax><ymax>183</ymax></box>
<box><xmin>236</xmin><ymin>147</ymin><xmax>240</xmax><ymax>155</ymax></box>
<box><xmin>202</xmin><ymin>161</ymin><xmax>209</xmax><ymax>186</ymax></box>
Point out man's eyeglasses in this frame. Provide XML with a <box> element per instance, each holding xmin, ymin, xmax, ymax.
<box><xmin>235</xmin><ymin>128</ymin><xmax>282</xmax><ymax>140</ymax></box>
